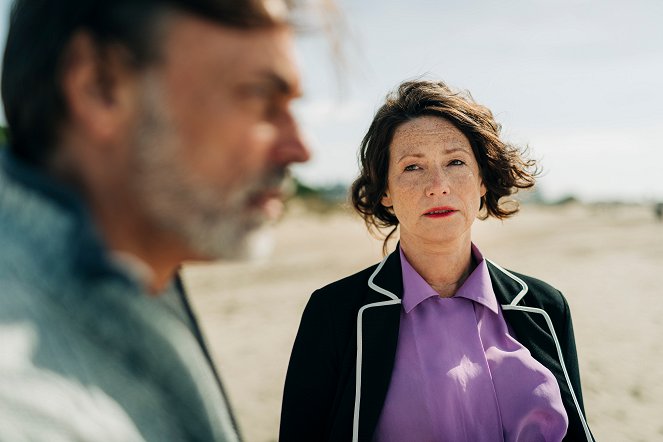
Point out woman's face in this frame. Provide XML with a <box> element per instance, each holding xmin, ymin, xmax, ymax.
<box><xmin>381</xmin><ymin>116</ymin><xmax>486</xmax><ymax>250</ymax></box>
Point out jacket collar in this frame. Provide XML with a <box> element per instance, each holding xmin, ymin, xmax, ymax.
<box><xmin>0</xmin><ymin>150</ymin><xmax>137</xmax><ymax>287</ymax></box>
<box><xmin>367</xmin><ymin>245</ymin><xmax>404</xmax><ymax>302</ymax></box>
<box><xmin>367</xmin><ymin>243</ymin><xmax>529</xmax><ymax>307</ymax></box>
<box><xmin>486</xmin><ymin>260</ymin><xmax>530</xmax><ymax>307</ymax></box>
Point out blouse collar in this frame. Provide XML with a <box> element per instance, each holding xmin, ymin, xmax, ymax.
<box><xmin>400</xmin><ymin>243</ymin><xmax>499</xmax><ymax>315</ymax></box>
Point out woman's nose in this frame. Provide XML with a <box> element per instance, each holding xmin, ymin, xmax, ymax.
<box><xmin>425</xmin><ymin>169</ymin><xmax>450</xmax><ymax>197</ymax></box>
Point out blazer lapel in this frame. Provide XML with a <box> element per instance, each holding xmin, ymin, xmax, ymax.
<box><xmin>487</xmin><ymin>261</ymin><xmax>591</xmax><ymax>441</ymax></box>
<box><xmin>488</xmin><ymin>261</ymin><xmax>561</xmax><ymax>375</ymax></box>
<box><xmin>356</xmin><ymin>250</ymin><xmax>403</xmax><ymax>441</ymax></box>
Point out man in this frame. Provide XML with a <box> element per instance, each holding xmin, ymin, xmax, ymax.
<box><xmin>0</xmin><ymin>0</ymin><xmax>310</xmax><ymax>440</ymax></box>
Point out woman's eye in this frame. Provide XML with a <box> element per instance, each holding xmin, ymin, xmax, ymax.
<box><xmin>449</xmin><ymin>159</ymin><xmax>465</xmax><ymax>166</ymax></box>
<box><xmin>404</xmin><ymin>164</ymin><xmax>421</xmax><ymax>171</ymax></box>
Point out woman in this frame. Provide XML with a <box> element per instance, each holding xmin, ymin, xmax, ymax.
<box><xmin>280</xmin><ymin>80</ymin><xmax>593</xmax><ymax>442</ymax></box>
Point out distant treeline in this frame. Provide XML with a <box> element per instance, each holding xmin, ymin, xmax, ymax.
<box><xmin>1</xmin><ymin>126</ymin><xmax>652</xmax><ymax>209</ymax></box>
<box><xmin>292</xmin><ymin>178</ymin><xmax>558</xmax><ymax>207</ymax></box>
<box><xmin>293</xmin><ymin>179</ymin><xmax>659</xmax><ymax>209</ymax></box>
<box><xmin>294</xmin><ymin>178</ymin><xmax>348</xmax><ymax>203</ymax></box>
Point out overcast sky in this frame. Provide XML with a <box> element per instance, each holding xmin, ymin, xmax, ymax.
<box><xmin>1</xmin><ymin>0</ymin><xmax>661</xmax><ymax>201</ymax></box>
<box><xmin>294</xmin><ymin>0</ymin><xmax>663</xmax><ymax>201</ymax></box>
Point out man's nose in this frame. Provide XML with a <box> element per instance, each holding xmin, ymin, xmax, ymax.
<box><xmin>272</xmin><ymin>111</ymin><xmax>311</xmax><ymax>165</ymax></box>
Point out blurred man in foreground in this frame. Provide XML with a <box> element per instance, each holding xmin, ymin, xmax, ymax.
<box><xmin>0</xmin><ymin>0</ymin><xmax>310</xmax><ymax>440</ymax></box>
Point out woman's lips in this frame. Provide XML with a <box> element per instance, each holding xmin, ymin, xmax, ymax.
<box><xmin>422</xmin><ymin>207</ymin><xmax>457</xmax><ymax>218</ymax></box>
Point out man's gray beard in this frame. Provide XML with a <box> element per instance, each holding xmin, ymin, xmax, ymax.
<box><xmin>128</xmin><ymin>80</ymin><xmax>280</xmax><ymax>261</ymax></box>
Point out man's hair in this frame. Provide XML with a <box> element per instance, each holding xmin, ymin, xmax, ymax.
<box><xmin>351</xmin><ymin>79</ymin><xmax>538</xmax><ymax>249</ymax></box>
<box><xmin>2</xmin><ymin>0</ymin><xmax>292</xmax><ymax>167</ymax></box>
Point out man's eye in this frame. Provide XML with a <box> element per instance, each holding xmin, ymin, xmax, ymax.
<box><xmin>404</xmin><ymin>164</ymin><xmax>421</xmax><ymax>171</ymax></box>
<box><xmin>242</xmin><ymin>84</ymin><xmax>272</xmax><ymax>99</ymax></box>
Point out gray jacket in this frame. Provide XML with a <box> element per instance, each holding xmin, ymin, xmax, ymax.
<box><xmin>0</xmin><ymin>151</ymin><xmax>240</xmax><ymax>442</ymax></box>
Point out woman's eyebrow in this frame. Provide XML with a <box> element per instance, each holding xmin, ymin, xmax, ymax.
<box><xmin>442</xmin><ymin>146</ymin><xmax>472</xmax><ymax>155</ymax></box>
<box><xmin>395</xmin><ymin>147</ymin><xmax>470</xmax><ymax>163</ymax></box>
<box><xmin>395</xmin><ymin>152</ymin><xmax>425</xmax><ymax>163</ymax></box>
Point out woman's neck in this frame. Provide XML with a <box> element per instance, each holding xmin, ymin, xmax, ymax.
<box><xmin>400</xmin><ymin>237</ymin><xmax>475</xmax><ymax>298</ymax></box>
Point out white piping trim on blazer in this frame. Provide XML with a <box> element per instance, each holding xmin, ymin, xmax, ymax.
<box><xmin>501</xmin><ymin>304</ymin><xmax>594</xmax><ymax>441</ymax></box>
<box><xmin>356</xmin><ymin>256</ymin><xmax>593</xmax><ymax>441</ymax></box>
<box><xmin>486</xmin><ymin>259</ymin><xmax>528</xmax><ymax>306</ymax></box>
<box><xmin>353</xmin><ymin>255</ymin><xmax>401</xmax><ymax>442</ymax></box>
<box><xmin>367</xmin><ymin>255</ymin><xmax>399</xmax><ymax>301</ymax></box>
<box><xmin>353</xmin><ymin>299</ymin><xmax>400</xmax><ymax>442</ymax></box>
<box><xmin>489</xmin><ymin>259</ymin><xmax>594</xmax><ymax>442</ymax></box>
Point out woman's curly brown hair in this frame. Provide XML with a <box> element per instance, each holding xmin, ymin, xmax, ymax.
<box><xmin>351</xmin><ymin>80</ymin><xmax>538</xmax><ymax>252</ymax></box>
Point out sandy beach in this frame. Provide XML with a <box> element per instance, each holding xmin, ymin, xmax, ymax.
<box><xmin>182</xmin><ymin>202</ymin><xmax>663</xmax><ymax>442</ymax></box>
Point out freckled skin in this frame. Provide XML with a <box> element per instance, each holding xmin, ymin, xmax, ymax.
<box><xmin>381</xmin><ymin>116</ymin><xmax>486</xmax><ymax>255</ymax></box>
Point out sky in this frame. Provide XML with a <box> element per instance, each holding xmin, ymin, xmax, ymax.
<box><xmin>293</xmin><ymin>0</ymin><xmax>663</xmax><ymax>202</ymax></box>
<box><xmin>0</xmin><ymin>0</ymin><xmax>661</xmax><ymax>201</ymax></box>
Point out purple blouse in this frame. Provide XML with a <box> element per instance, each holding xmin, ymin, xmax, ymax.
<box><xmin>373</xmin><ymin>245</ymin><xmax>568</xmax><ymax>442</ymax></box>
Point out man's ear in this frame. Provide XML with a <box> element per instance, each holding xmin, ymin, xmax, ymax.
<box><xmin>60</xmin><ymin>32</ymin><xmax>137</xmax><ymax>142</ymax></box>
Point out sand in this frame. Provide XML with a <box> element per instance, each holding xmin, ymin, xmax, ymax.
<box><xmin>182</xmin><ymin>202</ymin><xmax>663</xmax><ymax>442</ymax></box>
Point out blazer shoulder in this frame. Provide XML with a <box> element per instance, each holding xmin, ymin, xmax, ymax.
<box><xmin>510</xmin><ymin>269</ymin><xmax>569</xmax><ymax>314</ymax></box>
<box><xmin>316</xmin><ymin>262</ymin><xmax>378</xmax><ymax>293</ymax></box>
<box><xmin>308</xmin><ymin>263</ymin><xmax>380</xmax><ymax>309</ymax></box>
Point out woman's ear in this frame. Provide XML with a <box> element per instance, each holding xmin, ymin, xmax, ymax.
<box><xmin>381</xmin><ymin>190</ymin><xmax>393</xmax><ymax>208</ymax></box>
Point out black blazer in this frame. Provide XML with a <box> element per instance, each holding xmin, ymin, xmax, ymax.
<box><xmin>280</xmin><ymin>247</ymin><xmax>594</xmax><ymax>442</ymax></box>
